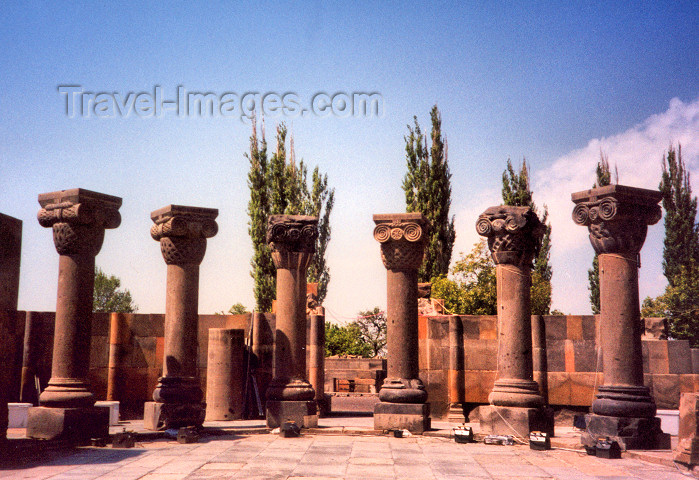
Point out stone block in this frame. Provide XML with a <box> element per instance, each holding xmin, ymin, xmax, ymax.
<box><xmin>373</xmin><ymin>402</ymin><xmax>431</xmax><ymax>433</ymax></box>
<box><xmin>669</xmin><ymin>340</ymin><xmax>693</xmax><ymax>374</ymax></box>
<box><xmin>652</xmin><ymin>374</ymin><xmax>681</xmax><ymax>409</ymax></box>
<box><xmin>427</xmin><ymin>341</ymin><xmax>448</xmax><ymax>370</ymax></box>
<box><xmin>266</xmin><ymin>400</ymin><xmax>318</xmax><ymax>429</ymax></box>
<box><xmin>462</xmin><ymin>370</ymin><xmax>495</xmax><ymax>403</ymax></box>
<box><xmin>425</xmin><ymin>370</ymin><xmax>447</xmax><ymax>417</ymax></box>
<box><xmin>547</xmin><ymin>372</ymin><xmax>570</xmax><ymax>406</ymax></box>
<box><xmin>428</xmin><ymin>317</ymin><xmax>449</xmax><ymax>341</ymax></box>
<box><xmin>573</xmin><ymin>340</ymin><xmax>598</xmax><ymax>372</ymax></box>
<box><xmin>645</xmin><ymin>340</ymin><xmax>670</xmax><ymax>374</ymax></box>
<box><xmin>581</xmin><ymin>316</ymin><xmax>597</xmax><ymax>340</ymax></box>
<box><xmin>478</xmin><ymin>317</ymin><xmax>497</xmax><ymax>340</ymax></box>
<box><xmin>564</xmin><ymin>340</ymin><xmax>575</xmax><ymax>372</ymax></box>
<box><xmin>91</xmin><ymin>313</ymin><xmax>110</xmax><ymax>336</ymax></box>
<box><xmin>479</xmin><ymin>405</ymin><xmax>554</xmax><ymax>437</ymax></box>
<box><xmin>90</xmin><ymin>336</ymin><xmax>109</xmax><ymax>368</ymax></box>
<box><xmin>132</xmin><ymin>336</ymin><xmax>157</xmax><ymax>368</ymax></box>
<box><xmin>693</xmin><ymin>350</ymin><xmax>699</xmax><ymax>375</ymax></box>
<box><xmin>546</xmin><ymin>340</ymin><xmax>566</xmax><ymax>372</ymax></box>
<box><xmin>566</xmin><ymin>316</ymin><xmax>583</xmax><ymax>341</ymax></box>
<box><xmin>642</xmin><ymin>341</ymin><xmax>650</xmax><ymax>373</ymax></box>
<box><xmin>544</xmin><ymin>316</ymin><xmax>567</xmax><ymax>341</ymax></box>
<box><xmin>418</xmin><ymin>316</ymin><xmax>428</xmax><ymax>340</ymax></box>
<box><xmin>128</xmin><ymin>314</ymin><xmax>164</xmax><ymax>338</ymax></box>
<box><xmin>26</xmin><ymin>406</ymin><xmax>109</xmax><ymax>441</ymax></box>
<box><xmin>643</xmin><ymin>317</ymin><xmax>668</xmax><ymax>340</ymax></box>
<box><xmin>582</xmin><ymin>414</ymin><xmax>671</xmax><ymax>450</ymax></box>
<box><xmin>569</xmin><ymin>372</ymin><xmax>601</xmax><ymax>406</ymax></box>
<box><xmin>462</xmin><ymin>339</ymin><xmax>497</xmax><ymax>371</ymax></box>
<box><xmin>462</xmin><ymin>316</ymin><xmax>480</xmax><ymax>339</ymax></box>
<box><xmin>0</xmin><ymin>213</ymin><xmax>22</xmax><ymax>312</ymax></box>
<box><xmin>89</xmin><ymin>368</ymin><xmax>108</xmax><ymax>399</ymax></box>
<box><xmin>675</xmin><ymin>393</ymin><xmax>699</xmax><ymax>466</ymax></box>
<box><xmin>143</xmin><ymin>401</ymin><xmax>205</xmax><ymax>430</ymax></box>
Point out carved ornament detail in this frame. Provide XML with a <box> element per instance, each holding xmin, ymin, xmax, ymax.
<box><xmin>373</xmin><ymin>216</ymin><xmax>429</xmax><ymax>271</ymax></box>
<box><xmin>151</xmin><ymin>207</ymin><xmax>218</xmax><ymax>265</ymax></box>
<box><xmin>572</xmin><ymin>189</ymin><xmax>662</xmax><ymax>255</ymax></box>
<box><xmin>476</xmin><ymin>205</ymin><xmax>544</xmax><ymax>267</ymax></box>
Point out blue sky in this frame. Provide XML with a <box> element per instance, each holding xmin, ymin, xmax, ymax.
<box><xmin>1</xmin><ymin>2</ymin><xmax>698</xmax><ymax>321</ymax></box>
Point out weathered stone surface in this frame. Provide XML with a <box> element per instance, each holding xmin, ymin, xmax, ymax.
<box><xmin>31</xmin><ymin>188</ymin><xmax>121</xmax><ymax>433</ymax></box>
<box><xmin>572</xmin><ymin>185</ymin><xmax>661</xmax><ymax>438</ymax></box>
<box><xmin>148</xmin><ymin>205</ymin><xmax>217</xmax><ymax>429</ymax></box>
<box><xmin>265</xmin><ymin>215</ymin><xmax>318</xmax><ymax>426</ymax></box>
<box><xmin>477</xmin><ymin>205</ymin><xmax>545</xmax><ymax>411</ymax></box>
<box><xmin>308</xmin><ymin>314</ymin><xmax>328</xmax><ymax>415</ymax></box>
<box><xmin>479</xmin><ymin>405</ymin><xmax>554</xmax><ymax>437</ymax></box>
<box><xmin>26</xmin><ymin>406</ymin><xmax>109</xmax><ymax>441</ymax></box>
<box><xmin>265</xmin><ymin>400</ymin><xmax>318</xmax><ymax>429</ymax></box>
<box><xmin>581</xmin><ymin>414</ymin><xmax>670</xmax><ymax>450</ymax></box>
<box><xmin>205</xmin><ymin>329</ymin><xmax>244</xmax><ymax>421</ymax></box>
<box><xmin>143</xmin><ymin>401</ymin><xmax>205</xmax><ymax>430</ymax></box>
<box><xmin>675</xmin><ymin>393</ymin><xmax>699</xmax><ymax>466</ymax></box>
<box><xmin>0</xmin><ymin>213</ymin><xmax>22</xmax><ymax>312</ymax></box>
<box><xmin>373</xmin><ymin>213</ymin><xmax>429</xmax><ymax>407</ymax></box>
<box><xmin>374</xmin><ymin>402</ymin><xmax>431</xmax><ymax>433</ymax></box>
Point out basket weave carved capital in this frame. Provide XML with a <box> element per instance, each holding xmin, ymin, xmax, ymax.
<box><xmin>151</xmin><ymin>205</ymin><xmax>219</xmax><ymax>265</ymax></box>
<box><xmin>37</xmin><ymin>188</ymin><xmax>122</xmax><ymax>256</ymax></box>
<box><xmin>571</xmin><ymin>185</ymin><xmax>662</xmax><ymax>255</ymax></box>
<box><xmin>476</xmin><ymin>205</ymin><xmax>544</xmax><ymax>267</ymax></box>
<box><xmin>267</xmin><ymin>215</ymin><xmax>318</xmax><ymax>269</ymax></box>
<box><xmin>373</xmin><ymin>213</ymin><xmax>429</xmax><ymax>271</ymax></box>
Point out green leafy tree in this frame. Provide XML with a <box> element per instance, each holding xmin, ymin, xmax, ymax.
<box><xmin>588</xmin><ymin>150</ymin><xmax>616</xmax><ymax>314</ymax></box>
<box><xmin>501</xmin><ymin>158</ymin><xmax>552</xmax><ymax>314</ymax></box>
<box><xmin>93</xmin><ymin>267</ymin><xmax>137</xmax><ymax>313</ymax></box>
<box><xmin>403</xmin><ymin>105</ymin><xmax>456</xmax><ymax>282</ymax></box>
<box><xmin>246</xmin><ymin>120</ymin><xmax>335</xmax><ymax>311</ymax></box>
<box><xmin>324</xmin><ymin>322</ymin><xmax>372</xmax><ymax>357</ymax></box>
<box><xmin>355</xmin><ymin>307</ymin><xmax>387</xmax><ymax>357</ymax></box>
<box><xmin>431</xmin><ymin>240</ymin><xmax>497</xmax><ymax>315</ymax></box>
<box><xmin>216</xmin><ymin>303</ymin><xmax>249</xmax><ymax>315</ymax></box>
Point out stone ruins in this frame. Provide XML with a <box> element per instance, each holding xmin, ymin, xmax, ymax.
<box><xmin>1</xmin><ymin>183</ymin><xmax>698</xmax><ymax>466</ymax></box>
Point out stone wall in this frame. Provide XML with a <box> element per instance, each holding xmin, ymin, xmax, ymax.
<box><xmin>419</xmin><ymin>314</ymin><xmax>699</xmax><ymax>418</ymax></box>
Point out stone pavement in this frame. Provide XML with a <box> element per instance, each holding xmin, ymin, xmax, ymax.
<box><xmin>1</xmin><ymin>430</ymin><xmax>695</xmax><ymax>480</ymax></box>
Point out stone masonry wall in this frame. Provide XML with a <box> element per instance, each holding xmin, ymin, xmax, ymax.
<box><xmin>419</xmin><ymin>314</ymin><xmax>699</xmax><ymax>418</ymax></box>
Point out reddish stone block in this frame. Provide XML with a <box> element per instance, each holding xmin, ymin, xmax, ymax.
<box><xmin>545</xmin><ymin>340</ymin><xmax>566</xmax><ymax>372</ymax></box>
<box><xmin>155</xmin><ymin>336</ymin><xmax>165</xmax><ymax>364</ymax></box>
<box><xmin>462</xmin><ymin>339</ymin><xmax>497</xmax><ymax>371</ymax></box>
<box><xmin>418</xmin><ymin>315</ymin><xmax>428</xmax><ymax>340</ymax></box>
<box><xmin>581</xmin><ymin>316</ymin><xmax>597</xmax><ymax>340</ymax></box>
<box><xmin>652</xmin><ymin>374</ymin><xmax>681</xmax><ymax>409</ymax></box>
<box><xmin>564</xmin><ymin>340</ymin><xmax>575</xmax><ymax>373</ymax></box>
<box><xmin>573</xmin><ymin>340</ymin><xmax>598</xmax><ymax>372</ymax></box>
<box><xmin>478</xmin><ymin>317</ymin><xmax>497</xmax><ymax>340</ymax></box>
<box><xmin>427</xmin><ymin>317</ymin><xmax>449</xmax><ymax>341</ymax></box>
<box><xmin>544</xmin><ymin>316</ymin><xmax>567</xmax><ymax>341</ymax></box>
<box><xmin>90</xmin><ymin>336</ymin><xmax>109</xmax><ymax>368</ymax></box>
<box><xmin>547</xmin><ymin>372</ymin><xmax>571</xmax><ymax>406</ymax></box>
<box><xmin>645</xmin><ymin>340</ymin><xmax>670</xmax><ymax>374</ymax></box>
<box><xmin>462</xmin><ymin>316</ymin><xmax>480</xmax><ymax>339</ymax></box>
<box><xmin>566</xmin><ymin>316</ymin><xmax>583</xmax><ymax>341</ymax></box>
<box><xmin>132</xmin><ymin>336</ymin><xmax>157</xmax><ymax>368</ymax></box>
<box><xmin>463</xmin><ymin>371</ymin><xmax>494</xmax><ymax>404</ymax></box>
<box><xmin>569</xmin><ymin>372</ymin><xmax>600</xmax><ymax>407</ymax></box>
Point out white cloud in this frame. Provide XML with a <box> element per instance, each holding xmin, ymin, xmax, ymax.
<box><xmin>535</xmin><ymin>97</ymin><xmax>699</xmax><ymax>313</ymax></box>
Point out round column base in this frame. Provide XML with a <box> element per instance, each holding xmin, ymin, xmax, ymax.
<box><xmin>38</xmin><ymin>377</ymin><xmax>95</xmax><ymax>408</ymax></box>
<box><xmin>591</xmin><ymin>385</ymin><xmax>657</xmax><ymax>418</ymax></box>
<box><xmin>379</xmin><ymin>378</ymin><xmax>427</xmax><ymax>404</ymax></box>
<box><xmin>488</xmin><ymin>379</ymin><xmax>544</xmax><ymax>408</ymax></box>
<box><xmin>266</xmin><ymin>378</ymin><xmax>315</xmax><ymax>401</ymax></box>
<box><xmin>153</xmin><ymin>376</ymin><xmax>203</xmax><ymax>404</ymax></box>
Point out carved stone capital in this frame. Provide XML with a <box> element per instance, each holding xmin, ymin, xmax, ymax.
<box><xmin>37</xmin><ymin>188</ymin><xmax>122</xmax><ymax>256</ymax></box>
<box><xmin>476</xmin><ymin>205</ymin><xmax>544</xmax><ymax>267</ymax></box>
<box><xmin>267</xmin><ymin>215</ymin><xmax>318</xmax><ymax>269</ymax></box>
<box><xmin>373</xmin><ymin>213</ymin><xmax>429</xmax><ymax>271</ymax></box>
<box><xmin>572</xmin><ymin>185</ymin><xmax>662</xmax><ymax>255</ymax></box>
<box><xmin>151</xmin><ymin>205</ymin><xmax>219</xmax><ymax>265</ymax></box>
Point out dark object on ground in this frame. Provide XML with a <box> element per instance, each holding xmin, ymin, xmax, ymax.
<box><xmin>177</xmin><ymin>426</ymin><xmax>199</xmax><ymax>444</ymax></box>
<box><xmin>112</xmin><ymin>430</ymin><xmax>136</xmax><ymax>448</ymax></box>
<box><xmin>596</xmin><ymin>438</ymin><xmax>622</xmax><ymax>459</ymax></box>
<box><xmin>453</xmin><ymin>425</ymin><xmax>473</xmax><ymax>443</ymax></box>
<box><xmin>529</xmin><ymin>431</ymin><xmax>550</xmax><ymax>451</ymax></box>
<box><xmin>280</xmin><ymin>421</ymin><xmax>300</xmax><ymax>438</ymax></box>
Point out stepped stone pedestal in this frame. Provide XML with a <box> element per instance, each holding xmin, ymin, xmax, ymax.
<box><xmin>372</xmin><ymin>213</ymin><xmax>431</xmax><ymax>433</ymax></box>
<box><xmin>265</xmin><ymin>215</ymin><xmax>319</xmax><ymax>428</ymax></box>
<box><xmin>26</xmin><ymin>189</ymin><xmax>121</xmax><ymax>441</ymax></box>
<box><xmin>144</xmin><ymin>205</ymin><xmax>218</xmax><ymax>430</ymax></box>
<box><xmin>573</xmin><ymin>185</ymin><xmax>669</xmax><ymax>450</ymax></box>
<box><xmin>476</xmin><ymin>206</ymin><xmax>553</xmax><ymax>437</ymax></box>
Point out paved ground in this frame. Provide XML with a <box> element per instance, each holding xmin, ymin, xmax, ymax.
<box><xmin>1</xmin><ymin>430</ymin><xmax>695</xmax><ymax>480</ymax></box>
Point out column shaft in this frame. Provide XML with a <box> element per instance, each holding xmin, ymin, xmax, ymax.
<box><xmin>386</xmin><ymin>269</ymin><xmax>419</xmax><ymax>380</ymax></box>
<box><xmin>308</xmin><ymin>314</ymin><xmax>325</xmax><ymax>404</ymax></box>
<box><xmin>495</xmin><ymin>264</ymin><xmax>533</xmax><ymax>382</ymax></box>
<box><xmin>164</xmin><ymin>264</ymin><xmax>200</xmax><ymax>378</ymax></box>
<box><xmin>274</xmin><ymin>262</ymin><xmax>306</xmax><ymax>381</ymax></box>
<box><xmin>598</xmin><ymin>253</ymin><xmax>644</xmax><ymax>387</ymax></box>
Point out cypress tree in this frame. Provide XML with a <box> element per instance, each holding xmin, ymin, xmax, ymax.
<box><xmin>403</xmin><ymin>105</ymin><xmax>456</xmax><ymax>282</ymax></box>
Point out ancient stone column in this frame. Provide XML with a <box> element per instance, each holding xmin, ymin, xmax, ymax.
<box><xmin>373</xmin><ymin>213</ymin><xmax>431</xmax><ymax>433</ymax></box>
<box><xmin>205</xmin><ymin>328</ymin><xmax>244</xmax><ymax>421</ymax></box>
<box><xmin>531</xmin><ymin>315</ymin><xmax>549</xmax><ymax>405</ymax></box>
<box><xmin>107</xmin><ymin>312</ymin><xmax>129</xmax><ymax>401</ymax></box>
<box><xmin>144</xmin><ymin>205</ymin><xmax>218</xmax><ymax>430</ymax></box>
<box><xmin>447</xmin><ymin>316</ymin><xmax>466</xmax><ymax>422</ymax></box>
<box><xmin>675</xmin><ymin>393</ymin><xmax>699</xmax><ymax>467</ymax></box>
<box><xmin>573</xmin><ymin>185</ymin><xmax>669</xmax><ymax>449</ymax></box>
<box><xmin>26</xmin><ymin>188</ymin><xmax>121</xmax><ymax>441</ymax></box>
<box><xmin>265</xmin><ymin>214</ymin><xmax>319</xmax><ymax>428</ymax></box>
<box><xmin>308</xmin><ymin>313</ymin><xmax>329</xmax><ymax>415</ymax></box>
<box><xmin>476</xmin><ymin>206</ymin><xmax>553</xmax><ymax>436</ymax></box>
